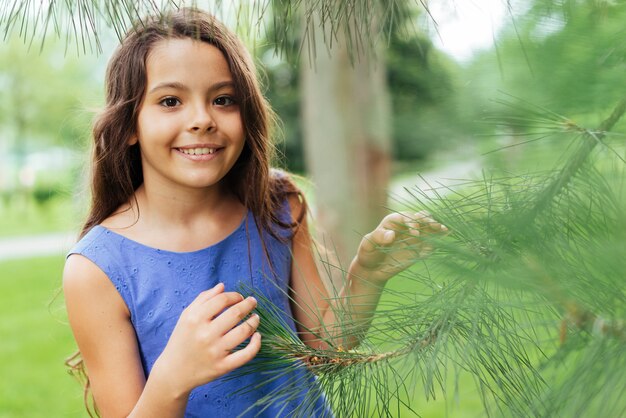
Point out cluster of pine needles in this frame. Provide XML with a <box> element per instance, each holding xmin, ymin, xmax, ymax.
<box><xmin>0</xmin><ymin>0</ymin><xmax>416</xmax><ymax>58</ymax></box>
<box><xmin>236</xmin><ymin>94</ymin><xmax>626</xmax><ymax>417</ymax></box>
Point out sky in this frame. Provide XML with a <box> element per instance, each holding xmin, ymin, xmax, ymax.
<box><xmin>426</xmin><ymin>0</ymin><xmax>510</xmax><ymax>62</ymax></box>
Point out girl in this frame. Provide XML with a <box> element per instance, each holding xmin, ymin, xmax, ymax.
<box><xmin>63</xmin><ymin>7</ymin><xmax>445</xmax><ymax>418</ymax></box>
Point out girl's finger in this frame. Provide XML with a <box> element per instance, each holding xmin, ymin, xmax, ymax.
<box><xmin>380</xmin><ymin>212</ymin><xmax>413</xmax><ymax>232</ymax></box>
<box><xmin>187</xmin><ymin>282</ymin><xmax>225</xmax><ymax>308</ymax></box>
<box><xmin>406</xmin><ymin>211</ymin><xmax>447</xmax><ymax>235</ymax></box>
<box><xmin>382</xmin><ymin>229</ymin><xmax>396</xmax><ymax>244</ymax></box>
<box><xmin>360</xmin><ymin>227</ymin><xmax>395</xmax><ymax>253</ymax></box>
<box><xmin>222</xmin><ymin>332</ymin><xmax>262</xmax><ymax>370</ymax></box>
<box><xmin>197</xmin><ymin>292</ymin><xmax>246</xmax><ymax>320</ymax></box>
<box><xmin>359</xmin><ymin>233</ymin><xmax>376</xmax><ymax>254</ymax></box>
<box><xmin>419</xmin><ymin>244</ymin><xmax>434</xmax><ymax>258</ymax></box>
<box><xmin>220</xmin><ymin>313</ymin><xmax>260</xmax><ymax>350</ymax></box>
<box><xmin>209</xmin><ymin>296</ymin><xmax>258</xmax><ymax>334</ymax></box>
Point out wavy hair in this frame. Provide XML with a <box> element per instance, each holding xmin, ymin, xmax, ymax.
<box><xmin>68</xmin><ymin>8</ymin><xmax>305</xmax><ymax>416</ymax></box>
<box><xmin>82</xmin><ymin>7</ymin><xmax>303</xmax><ymax>239</ymax></box>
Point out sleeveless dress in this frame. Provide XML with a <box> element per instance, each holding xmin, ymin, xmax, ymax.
<box><xmin>68</xmin><ymin>201</ymin><xmax>332</xmax><ymax>417</ymax></box>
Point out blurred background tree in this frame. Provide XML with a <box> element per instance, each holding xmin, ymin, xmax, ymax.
<box><xmin>259</xmin><ymin>1</ymin><xmax>464</xmax><ymax>265</ymax></box>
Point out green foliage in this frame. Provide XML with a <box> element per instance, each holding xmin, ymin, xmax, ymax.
<box><xmin>0</xmin><ymin>0</ymin><xmax>420</xmax><ymax>60</ymax></box>
<box><xmin>0</xmin><ymin>35</ymin><xmax>101</xmax><ymax>152</ymax></box>
<box><xmin>4</xmin><ymin>1</ymin><xmax>626</xmax><ymax>417</ymax></box>
<box><xmin>387</xmin><ymin>29</ymin><xmax>465</xmax><ymax>160</ymax></box>
<box><xmin>32</xmin><ymin>182</ymin><xmax>63</xmax><ymax>207</ymax></box>
<box><xmin>462</xmin><ymin>0</ymin><xmax>626</xmax><ymax>141</ymax></box>
<box><xmin>237</xmin><ymin>3</ymin><xmax>626</xmax><ymax>410</ymax></box>
<box><xmin>240</xmin><ymin>93</ymin><xmax>626</xmax><ymax>417</ymax></box>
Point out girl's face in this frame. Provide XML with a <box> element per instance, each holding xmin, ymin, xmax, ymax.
<box><xmin>134</xmin><ymin>38</ymin><xmax>245</xmax><ymax>194</ymax></box>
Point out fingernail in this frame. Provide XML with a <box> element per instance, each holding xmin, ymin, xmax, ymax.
<box><xmin>247</xmin><ymin>296</ymin><xmax>257</xmax><ymax>304</ymax></box>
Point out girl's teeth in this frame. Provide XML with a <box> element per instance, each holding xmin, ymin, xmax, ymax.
<box><xmin>181</xmin><ymin>148</ymin><xmax>216</xmax><ymax>155</ymax></box>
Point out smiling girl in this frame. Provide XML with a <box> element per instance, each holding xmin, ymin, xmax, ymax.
<box><xmin>63</xmin><ymin>7</ymin><xmax>445</xmax><ymax>418</ymax></box>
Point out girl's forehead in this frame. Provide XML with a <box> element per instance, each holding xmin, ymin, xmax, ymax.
<box><xmin>145</xmin><ymin>38</ymin><xmax>233</xmax><ymax>84</ymax></box>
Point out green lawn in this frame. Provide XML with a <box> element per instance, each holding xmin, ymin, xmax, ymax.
<box><xmin>0</xmin><ymin>256</ymin><xmax>85</xmax><ymax>418</ymax></box>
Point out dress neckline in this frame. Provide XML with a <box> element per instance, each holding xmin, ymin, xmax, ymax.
<box><xmin>93</xmin><ymin>209</ymin><xmax>250</xmax><ymax>255</ymax></box>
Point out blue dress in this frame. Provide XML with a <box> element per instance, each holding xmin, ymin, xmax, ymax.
<box><xmin>69</xmin><ymin>201</ymin><xmax>331</xmax><ymax>417</ymax></box>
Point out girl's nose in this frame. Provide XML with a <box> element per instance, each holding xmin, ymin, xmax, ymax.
<box><xmin>189</xmin><ymin>105</ymin><xmax>216</xmax><ymax>133</ymax></box>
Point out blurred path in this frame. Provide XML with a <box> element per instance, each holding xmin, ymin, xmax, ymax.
<box><xmin>0</xmin><ymin>232</ymin><xmax>76</xmax><ymax>262</ymax></box>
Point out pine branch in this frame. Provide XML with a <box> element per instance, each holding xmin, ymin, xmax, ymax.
<box><xmin>384</xmin><ymin>93</ymin><xmax>626</xmax><ymax>416</ymax></box>
<box><xmin>528</xmin><ymin>94</ymin><xmax>626</xmax><ymax>219</ymax></box>
<box><xmin>0</xmin><ymin>0</ymin><xmax>427</xmax><ymax>56</ymax></box>
<box><xmin>234</xmin><ymin>263</ymin><xmax>548</xmax><ymax>417</ymax></box>
<box><xmin>498</xmin><ymin>96</ymin><xmax>626</xmax><ymax>348</ymax></box>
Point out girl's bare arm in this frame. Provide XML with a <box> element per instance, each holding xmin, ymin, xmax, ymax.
<box><xmin>64</xmin><ymin>255</ymin><xmax>261</xmax><ymax>418</ymax></box>
<box><xmin>288</xmin><ymin>196</ymin><xmax>447</xmax><ymax>349</ymax></box>
<box><xmin>64</xmin><ymin>255</ymin><xmax>154</xmax><ymax>417</ymax></box>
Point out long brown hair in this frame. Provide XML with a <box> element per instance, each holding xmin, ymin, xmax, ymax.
<box><xmin>82</xmin><ymin>7</ymin><xmax>303</xmax><ymax>239</ymax></box>
<box><xmin>68</xmin><ymin>7</ymin><xmax>305</xmax><ymax>416</ymax></box>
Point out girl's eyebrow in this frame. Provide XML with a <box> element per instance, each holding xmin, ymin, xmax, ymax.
<box><xmin>148</xmin><ymin>80</ymin><xmax>235</xmax><ymax>95</ymax></box>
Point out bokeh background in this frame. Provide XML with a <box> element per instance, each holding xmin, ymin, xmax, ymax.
<box><xmin>1</xmin><ymin>1</ymin><xmax>625</xmax><ymax>416</ymax></box>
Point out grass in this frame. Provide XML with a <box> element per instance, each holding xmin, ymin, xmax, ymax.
<box><xmin>0</xmin><ymin>256</ymin><xmax>85</xmax><ymax>418</ymax></box>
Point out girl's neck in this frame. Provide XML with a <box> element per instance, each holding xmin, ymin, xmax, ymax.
<box><xmin>102</xmin><ymin>182</ymin><xmax>246</xmax><ymax>253</ymax></box>
<box><xmin>135</xmin><ymin>182</ymin><xmax>233</xmax><ymax>226</ymax></box>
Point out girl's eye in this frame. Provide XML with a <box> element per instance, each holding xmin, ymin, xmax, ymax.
<box><xmin>160</xmin><ymin>97</ymin><xmax>180</xmax><ymax>108</ymax></box>
<box><xmin>214</xmin><ymin>96</ymin><xmax>235</xmax><ymax>106</ymax></box>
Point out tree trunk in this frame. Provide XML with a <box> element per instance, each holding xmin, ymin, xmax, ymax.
<box><xmin>301</xmin><ymin>11</ymin><xmax>392</xmax><ymax>273</ymax></box>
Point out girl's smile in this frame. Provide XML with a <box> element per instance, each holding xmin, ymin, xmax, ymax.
<box><xmin>175</xmin><ymin>144</ymin><xmax>223</xmax><ymax>160</ymax></box>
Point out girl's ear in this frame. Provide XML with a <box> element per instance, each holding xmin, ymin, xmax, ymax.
<box><xmin>128</xmin><ymin>136</ymin><xmax>138</xmax><ymax>146</ymax></box>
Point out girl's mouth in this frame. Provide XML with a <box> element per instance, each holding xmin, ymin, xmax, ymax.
<box><xmin>175</xmin><ymin>146</ymin><xmax>223</xmax><ymax>161</ymax></box>
<box><xmin>178</xmin><ymin>147</ymin><xmax>218</xmax><ymax>155</ymax></box>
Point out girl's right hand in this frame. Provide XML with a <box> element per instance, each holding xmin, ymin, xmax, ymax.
<box><xmin>151</xmin><ymin>283</ymin><xmax>261</xmax><ymax>397</ymax></box>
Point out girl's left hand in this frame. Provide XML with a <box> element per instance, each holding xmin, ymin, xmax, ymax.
<box><xmin>352</xmin><ymin>211</ymin><xmax>447</xmax><ymax>283</ymax></box>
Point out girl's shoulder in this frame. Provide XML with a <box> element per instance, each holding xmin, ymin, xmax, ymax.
<box><xmin>269</xmin><ymin>168</ymin><xmax>308</xmax><ymax>229</ymax></box>
<box><xmin>69</xmin><ymin>224</ymin><xmax>110</xmax><ymax>255</ymax></box>
<box><xmin>64</xmin><ymin>224</ymin><xmax>133</xmax><ymax>318</ymax></box>
<box><xmin>68</xmin><ymin>204</ymin><xmax>138</xmax><ymax>256</ymax></box>
<box><xmin>269</xmin><ymin>168</ymin><xmax>301</xmax><ymax>194</ymax></box>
